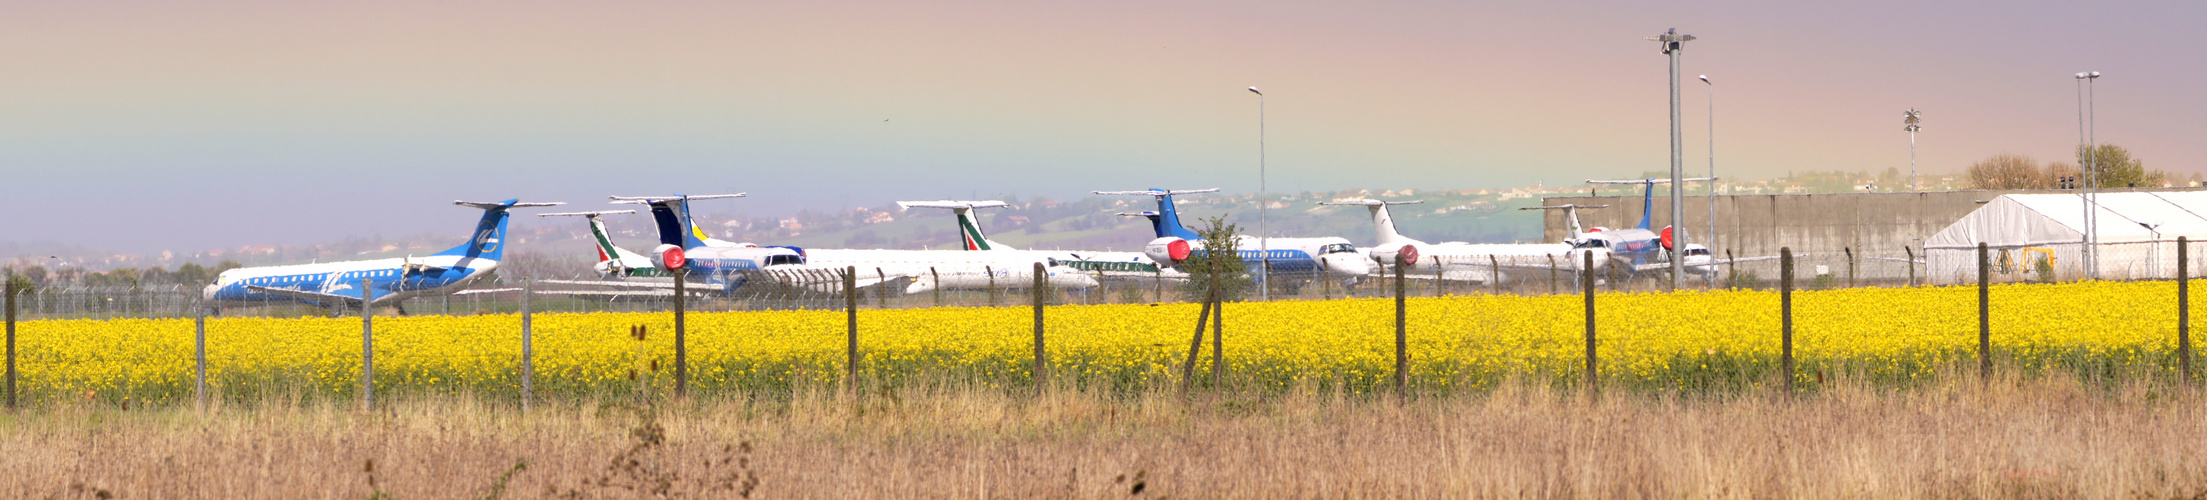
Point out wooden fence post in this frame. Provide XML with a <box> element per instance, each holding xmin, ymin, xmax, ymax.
<box><xmin>844</xmin><ymin>267</ymin><xmax>858</xmax><ymax>392</ymax></box>
<box><xmin>8</xmin><ymin>281</ymin><xmax>17</xmax><ymax>410</ymax></box>
<box><xmin>1433</xmin><ymin>257</ymin><xmax>1443</xmax><ymax>297</ymax></box>
<box><xmin>986</xmin><ymin>265</ymin><xmax>998</xmax><ymax>307</ymax></box>
<box><xmin>1978</xmin><ymin>242</ymin><xmax>1991</xmax><ymax>381</ymax></box>
<box><xmin>1394</xmin><ymin>253</ymin><xmax>1408</xmax><ymax>394</ymax></box>
<box><xmin>1032</xmin><ymin>263</ymin><xmax>1048</xmax><ymax>392</ymax></box>
<box><xmin>1182</xmin><ymin>282</ymin><xmax>1216</xmax><ymax>393</ymax></box>
<box><xmin>1780</xmin><ymin>247</ymin><xmax>1795</xmax><ymax>396</ymax></box>
<box><xmin>360</xmin><ymin>278</ymin><xmax>374</xmax><ymax>412</ymax></box>
<box><xmin>930</xmin><ymin>267</ymin><xmax>942</xmax><ymax>307</ymax></box>
<box><xmin>1725</xmin><ymin>249</ymin><xmax>1737</xmax><ymax>289</ymax></box>
<box><xmin>1548</xmin><ymin>254</ymin><xmax>1559</xmax><ymax>295</ymax></box>
<box><xmin>194</xmin><ymin>301</ymin><xmax>206</xmax><ymax>411</ymax></box>
<box><xmin>673</xmin><ymin>269</ymin><xmax>687</xmax><ymax>398</ymax></box>
<box><xmin>1582</xmin><ymin>252</ymin><xmax>1598</xmax><ymax>396</ymax></box>
<box><xmin>876</xmin><ymin>267</ymin><xmax>888</xmax><ymax>309</ymax></box>
<box><xmin>2181</xmin><ymin>236</ymin><xmax>2193</xmax><ymax>385</ymax></box>
<box><xmin>1905</xmin><ymin>247</ymin><xmax>1918</xmax><ymax>287</ymax></box>
<box><xmin>1210</xmin><ymin>264</ymin><xmax>1224</xmax><ymax>387</ymax></box>
<box><xmin>522</xmin><ymin>278</ymin><xmax>536</xmax><ymax>409</ymax></box>
<box><xmin>1845</xmin><ymin>247</ymin><xmax>1856</xmax><ymax>288</ymax></box>
<box><xmin>1155</xmin><ymin>268</ymin><xmax>1165</xmax><ymax>303</ymax></box>
<box><xmin>1490</xmin><ymin>255</ymin><xmax>1501</xmax><ymax>295</ymax></box>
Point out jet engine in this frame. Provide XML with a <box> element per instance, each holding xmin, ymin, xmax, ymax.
<box><xmin>1143</xmin><ymin>237</ymin><xmax>1193</xmax><ymax>269</ymax></box>
<box><xmin>651</xmin><ymin>244</ymin><xmax>687</xmax><ymax>272</ymax></box>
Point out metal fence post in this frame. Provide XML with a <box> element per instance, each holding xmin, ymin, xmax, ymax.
<box><xmin>1978</xmin><ymin>242</ymin><xmax>1991</xmax><ymax>381</ymax></box>
<box><xmin>844</xmin><ymin>267</ymin><xmax>859</xmax><ymax>391</ymax></box>
<box><xmin>1780</xmin><ymin>248</ymin><xmax>1795</xmax><ymax>396</ymax></box>
<box><xmin>1393</xmin><ymin>253</ymin><xmax>1408</xmax><ymax>394</ymax></box>
<box><xmin>522</xmin><ymin>278</ymin><xmax>535</xmax><ymax>410</ymax></box>
<box><xmin>1032</xmin><ymin>262</ymin><xmax>1048</xmax><ymax>392</ymax></box>
<box><xmin>1582</xmin><ymin>251</ymin><xmax>1598</xmax><ymax>396</ymax></box>
<box><xmin>2181</xmin><ymin>236</ymin><xmax>2193</xmax><ymax>385</ymax></box>
<box><xmin>360</xmin><ymin>277</ymin><xmax>373</xmax><ymax>411</ymax></box>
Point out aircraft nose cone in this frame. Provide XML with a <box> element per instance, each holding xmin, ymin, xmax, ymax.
<box><xmin>201</xmin><ymin>283</ymin><xmax>221</xmax><ymax>302</ymax></box>
<box><xmin>1059</xmin><ymin>270</ymin><xmax>1100</xmax><ymax>289</ymax></box>
<box><xmin>1326</xmin><ymin>254</ymin><xmax>1371</xmax><ymax>277</ymax></box>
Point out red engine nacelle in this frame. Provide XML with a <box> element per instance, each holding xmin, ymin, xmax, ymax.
<box><xmin>1660</xmin><ymin>226</ymin><xmax>1674</xmax><ymax>250</ymax></box>
<box><xmin>652</xmin><ymin>244</ymin><xmax>687</xmax><ymax>271</ymax></box>
<box><xmin>1375</xmin><ymin>243</ymin><xmax>1420</xmax><ymax>266</ymax></box>
<box><xmin>1143</xmin><ymin>237</ymin><xmax>1193</xmax><ymax>268</ymax></box>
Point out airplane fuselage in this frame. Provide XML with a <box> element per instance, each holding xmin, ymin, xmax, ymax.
<box><xmin>202</xmin><ymin>255</ymin><xmax>495</xmax><ymax>308</ymax></box>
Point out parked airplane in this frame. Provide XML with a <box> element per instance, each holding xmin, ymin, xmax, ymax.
<box><xmin>1094</xmin><ymin>188</ymin><xmax>1370</xmax><ymax>287</ymax></box>
<box><xmin>903</xmin><ymin>199</ymin><xmax>1170</xmax><ymax>277</ymax></box>
<box><xmin>1579</xmin><ymin>178</ymin><xmax>1785</xmax><ymax>277</ymax></box>
<box><xmin>1319</xmin><ymin>199</ymin><xmax>1605</xmax><ymax>282</ymax></box>
<box><xmin>201</xmin><ymin>199</ymin><xmax>563</xmax><ymax>314</ymax></box>
<box><xmin>616</xmin><ymin>194</ymin><xmax>1097</xmax><ymax>295</ymax></box>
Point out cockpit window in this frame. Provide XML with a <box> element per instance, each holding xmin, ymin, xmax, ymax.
<box><xmin>1573</xmin><ymin>239</ymin><xmax>1610</xmax><ymax>249</ymax></box>
<box><xmin>1319</xmin><ymin>243</ymin><xmax>1357</xmax><ymax>255</ymax></box>
<box><xmin>764</xmin><ymin>254</ymin><xmax>803</xmax><ymax>266</ymax></box>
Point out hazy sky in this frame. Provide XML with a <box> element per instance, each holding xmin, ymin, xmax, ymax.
<box><xmin>4</xmin><ymin>0</ymin><xmax>2201</xmax><ymax>254</ymax></box>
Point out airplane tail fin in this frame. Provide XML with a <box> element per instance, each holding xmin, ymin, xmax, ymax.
<box><xmin>611</xmin><ymin>194</ymin><xmax>745</xmax><ymax>249</ymax></box>
<box><xmin>898</xmin><ymin>200</ymin><xmax>1012</xmax><ymax>250</ymax></box>
<box><xmin>437</xmin><ymin>200</ymin><xmax>565</xmax><ymax>262</ymax></box>
<box><xmin>537</xmin><ymin>210</ymin><xmax>637</xmax><ymax>264</ymax></box>
<box><xmin>1319</xmin><ymin>199</ymin><xmax>1423</xmax><ymax>245</ymax></box>
<box><xmin>1518</xmin><ymin>204</ymin><xmax>1609</xmax><ymax>240</ymax></box>
<box><xmin>1116</xmin><ymin>212</ymin><xmax>1166</xmax><ymax>237</ymax></box>
<box><xmin>1093</xmin><ymin>188</ymin><xmax>1216</xmax><ymax>240</ymax></box>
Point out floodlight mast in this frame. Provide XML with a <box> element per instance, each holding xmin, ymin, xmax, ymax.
<box><xmin>1904</xmin><ymin>109</ymin><xmax>1921</xmax><ymax>192</ymax></box>
<box><xmin>1249</xmin><ymin>86</ymin><xmax>1268</xmax><ymax>301</ymax></box>
<box><xmin>1646</xmin><ymin>28</ymin><xmax>1696</xmax><ymax>289</ymax></box>
<box><xmin>2075</xmin><ymin>71</ymin><xmax>2102</xmax><ymax>279</ymax></box>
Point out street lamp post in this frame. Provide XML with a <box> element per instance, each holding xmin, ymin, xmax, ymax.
<box><xmin>2076</xmin><ymin>71</ymin><xmax>2102</xmax><ymax>279</ymax></box>
<box><xmin>1701</xmin><ymin>75</ymin><xmax>1715</xmax><ymax>287</ymax></box>
<box><xmin>1904</xmin><ymin>109</ymin><xmax>1922</xmax><ymax>192</ymax></box>
<box><xmin>1648</xmin><ymin>28</ymin><xmax>1696</xmax><ymax>289</ymax></box>
<box><xmin>1249</xmin><ymin>86</ymin><xmax>1268</xmax><ymax>301</ymax></box>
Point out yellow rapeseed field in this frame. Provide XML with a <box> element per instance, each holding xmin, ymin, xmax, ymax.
<box><xmin>11</xmin><ymin>280</ymin><xmax>2196</xmax><ymax>403</ymax></box>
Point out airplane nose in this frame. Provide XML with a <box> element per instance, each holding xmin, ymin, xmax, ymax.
<box><xmin>1057</xmin><ymin>270</ymin><xmax>1100</xmax><ymax>289</ymax></box>
<box><xmin>1326</xmin><ymin>254</ymin><xmax>1371</xmax><ymax>278</ymax></box>
<box><xmin>201</xmin><ymin>283</ymin><xmax>221</xmax><ymax>302</ymax></box>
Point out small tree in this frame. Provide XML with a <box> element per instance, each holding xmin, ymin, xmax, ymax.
<box><xmin>2081</xmin><ymin>144</ymin><xmax>2165</xmax><ymax>188</ymax></box>
<box><xmin>1964</xmin><ymin>153</ymin><xmax>2049</xmax><ymax>190</ymax></box>
<box><xmin>1181</xmin><ymin>215</ymin><xmax>1251</xmax><ymax>302</ymax></box>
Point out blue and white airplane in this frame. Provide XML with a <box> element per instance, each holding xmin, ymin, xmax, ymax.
<box><xmin>202</xmin><ymin>199</ymin><xmax>563</xmax><ymax>313</ymax></box>
<box><xmin>1094</xmin><ymin>188</ymin><xmax>1370</xmax><ymax>286</ymax></box>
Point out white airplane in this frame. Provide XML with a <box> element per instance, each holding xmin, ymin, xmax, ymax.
<box><xmin>201</xmin><ymin>199</ymin><xmax>563</xmax><ymax>314</ymax></box>
<box><xmin>1094</xmin><ymin>188</ymin><xmax>1370</xmax><ymax>289</ymax></box>
<box><xmin>1574</xmin><ymin>178</ymin><xmax>1787</xmax><ymax>278</ymax></box>
<box><xmin>618</xmin><ymin>194</ymin><xmax>1097</xmax><ymax>295</ymax></box>
<box><xmin>904</xmin><ymin>199</ymin><xmax>1175</xmax><ymax>278</ymax></box>
<box><xmin>1319</xmin><ymin>199</ymin><xmax>1607</xmax><ymax>282</ymax></box>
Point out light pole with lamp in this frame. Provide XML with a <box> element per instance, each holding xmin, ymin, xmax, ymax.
<box><xmin>1700</xmin><ymin>75</ymin><xmax>1715</xmax><ymax>286</ymax></box>
<box><xmin>1249</xmin><ymin>86</ymin><xmax>1269</xmax><ymax>301</ymax></box>
<box><xmin>1647</xmin><ymin>28</ymin><xmax>1696</xmax><ymax>289</ymax></box>
<box><xmin>2077</xmin><ymin>71</ymin><xmax>2101</xmax><ymax>279</ymax></box>
<box><xmin>1904</xmin><ymin>109</ymin><xmax>1921</xmax><ymax>192</ymax></box>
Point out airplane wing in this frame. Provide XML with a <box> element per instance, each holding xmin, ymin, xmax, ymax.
<box><xmin>246</xmin><ymin>286</ymin><xmax>371</xmax><ymax>306</ymax></box>
<box><xmin>453</xmin><ymin>287</ymin><xmax>522</xmax><ymax>295</ymax></box>
<box><xmin>537</xmin><ymin>279</ymin><xmax>675</xmax><ymax>290</ymax></box>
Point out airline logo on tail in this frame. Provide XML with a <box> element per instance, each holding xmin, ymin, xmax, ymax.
<box><xmin>897</xmin><ymin>200</ymin><xmax>1011</xmax><ymax>251</ymax></box>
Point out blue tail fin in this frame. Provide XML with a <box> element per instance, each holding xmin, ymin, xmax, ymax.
<box><xmin>1153</xmin><ymin>189</ymin><xmax>1202</xmax><ymax>239</ymax></box>
<box><xmin>1636</xmin><ymin>181</ymin><xmax>1655</xmax><ymax>230</ymax></box>
<box><xmin>644</xmin><ymin>199</ymin><xmax>710</xmax><ymax>249</ymax></box>
<box><xmin>435</xmin><ymin>199</ymin><xmax>522</xmax><ymax>261</ymax></box>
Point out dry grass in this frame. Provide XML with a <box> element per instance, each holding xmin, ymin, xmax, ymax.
<box><xmin>6</xmin><ymin>376</ymin><xmax>2207</xmax><ymax>499</ymax></box>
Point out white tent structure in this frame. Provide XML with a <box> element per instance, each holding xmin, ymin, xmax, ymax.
<box><xmin>1925</xmin><ymin>192</ymin><xmax>2207</xmax><ymax>284</ymax></box>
